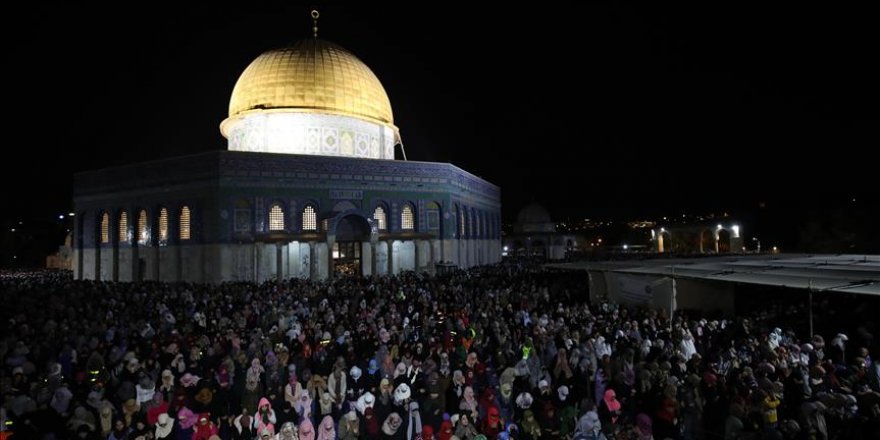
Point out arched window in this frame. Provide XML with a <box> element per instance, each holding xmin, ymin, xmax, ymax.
<box><xmin>158</xmin><ymin>208</ymin><xmax>169</xmax><ymax>242</ymax></box>
<box><xmin>269</xmin><ymin>203</ymin><xmax>285</xmax><ymax>231</ymax></box>
<box><xmin>474</xmin><ymin>211</ymin><xmax>481</xmax><ymax>239</ymax></box>
<box><xmin>486</xmin><ymin>213</ymin><xmax>492</xmax><ymax>239</ymax></box>
<box><xmin>459</xmin><ymin>206</ymin><xmax>466</xmax><ymax>238</ymax></box>
<box><xmin>373</xmin><ymin>206</ymin><xmax>387</xmax><ymax>231</ymax></box>
<box><xmin>100</xmin><ymin>213</ymin><xmax>109</xmax><ymax>244</ymax></box>
<box><xmin>118</xmin><ymin>212</ymin><xmax>129</xmax><ymax>243</ymax></box>
<box><xmin>426</xmin><ymin>202</ymin><xmax>440</xmax><ymax>231</ymax></box>
<box><xmin>302</xmin><ymin>205</ymin><xmax>317</xmax><ymax>231</ymax></box>
<box><xmin>234</xmin><ymin>199</ymin><xmax>252</xmax><ymax>233</ymax></box>
<box><xmin>485</xmin><ymin>213</ymin><xmax>489</xmax><ymax>237</ymax></box>
<box><xmin>179</xmin><ymin>206</ymin><xmax>191</xmax><ymax>240</ymax></box>
<box><xmin>401</xmin><ymin>204</ymin><xmax>415</xmax><ymax>230</ymax></box>
<box><xmin>471</xmin><ymin>208</ymin><xmax>477</xmax><ymax>239</ymax></box>
<box><xmin>137</xmin><ymin>210</ymin><xmax>148</xmax><ymax>245</ymax></box>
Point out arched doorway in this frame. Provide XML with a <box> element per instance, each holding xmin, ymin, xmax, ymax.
<box><xmin>333</xmin><ymin>214</ymin><xmax>371</xmax><ymax>276</ymax></box>
<box><xmin>658</xmin><ymin>232</ymin><xmax>672</xmax><ymax>253</ymax></box>
<box><xmin>717</xmin><ymin>229</ymin><xmax>732</xmax><ymax>253</ymax></box>
<box><xmin>700</xmin><ymin>229</ymin><xmax>713</xmax><ymax>253</ymax></box>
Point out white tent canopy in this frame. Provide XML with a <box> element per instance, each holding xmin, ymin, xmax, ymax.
<box><xmin>548</xmin><ymin>254</ymin><xmax>880</xmax><ymax>316</ymax></box>
<box><xmin>548</xmin><ymin>254</ymin><xmax>880</xmax><ymax>296</ymax></box>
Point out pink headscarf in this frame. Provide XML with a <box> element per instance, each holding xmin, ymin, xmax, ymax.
<box><xmin>317</xmin><ymin>415</ymin><xmax>336</xmax><ymax>440</ymax></box>
<box><xmin>603</xmin><ymin>389</ymin><xmax>621</xmax><ymax>412</ymax></box>
<box><xmin>177</xmin><ymin>406</ymin><xmax>197</xmax><ymax>430</ymax></box>
<box><xmin>299</xmin><ymin>417</ymin><xmax>316</xmax><ymax>440</ymax></box>
<box><xmin>255</xmin><ymin>397</ymin><xmax>275</xmax><ymax>434</ymax></box>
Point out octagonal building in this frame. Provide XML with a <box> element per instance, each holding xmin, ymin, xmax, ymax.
<box><xmin>73</xmin><ymin>34</ymin><xmax>501</xmax><ymax>282</ymax></box>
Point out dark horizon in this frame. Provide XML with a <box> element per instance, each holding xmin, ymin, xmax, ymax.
<box><xmin>3</xmin><ymin>3</ymin><xmax>878</xmax><ymax>264</ymax></box>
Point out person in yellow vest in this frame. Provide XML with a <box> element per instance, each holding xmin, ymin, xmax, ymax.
<box><xmin>762</xmin><ymin>390</ymin><xmax>781</xmax><ymax>429</ymax></box>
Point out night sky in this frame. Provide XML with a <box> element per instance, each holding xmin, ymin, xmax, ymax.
<box><xmin>5</xmin><ymin>3</ymin><xmax>878</xmax><ymax>240</ymax></box>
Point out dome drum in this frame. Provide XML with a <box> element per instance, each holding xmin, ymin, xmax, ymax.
<box><xmin>223</xmin><ymin>111</ymin><xmax>395</xmax><ymax>159</ymax></box>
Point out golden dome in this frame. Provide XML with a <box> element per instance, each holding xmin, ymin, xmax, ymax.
<box><xmin>227</xmin><ymin>39</ymin><xmax>394</xmax><ymax>126</ymax></box>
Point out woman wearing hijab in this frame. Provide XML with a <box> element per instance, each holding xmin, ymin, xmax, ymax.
<box><xmin>447</xmin><ymin>370</ymin><xmax>466</xmax><ymax>414</ymax></box>
<box><xmin>106</xmin><ymin>418</ymin><xmax>130</xmax><ymax>440</ymax></box>
<box><xmin>255</xmin><ymin>397</ymin><xmax>277</xmax><ymax>435</ymax></box>
<box><xmin>154</xmin><ymin>413</ymin><xmax>175</xmax><ymax>440</ymax></box>
<box><xmin>481</xmin><ymin>406</ymin><xmax>504</xmax><ymax>439</ymax></box>
<box><xmin>338</xmin><ymin>410</ymin><xmax>360</xmax><ymax>440</ymax></box>
<box><xmin>362</xmin><ymin>407</ymin><xmax>380</xmax><ymax>438</ymax></box>
<box><xmin>298</xmin><ymin>416</ymin><xmax>316</xmax><ymax>440</ymax></box>
<box><xmin>634</xmin><ymin>413</ymin><xmax>654</xmax><ymax>440</ymax></box>
<box><xmin>437</xmin><ymin>417</ymin><xmax>454</xmax><ymax>440</ymax></box>
<box><xmin>597</xmin><ymin>389</ymin><xmax>621</xmax><ymax>434</ymax></box>
<box><xmin>284</xmin><ymin>371</ymin><xmax>303</xmax><ymax>408</ymax></box>
<box><xmin>459</xmin><ymin>386</ymin><xmax>478</xmax><ymax>422</ymax></box>
<box><xmin>381</xmin><ymin>412</ymin><xmax>405</xmax><ymax>440</ymax></box>
<box><xmin>276</xmin><ymin>421</ymin><xmax>298</xmax><ymax>440</ymax></box>
<box><xmin>232</xmin><ymin>407</ymin><xmax>256</xmax><ymax>440</ymax></box>
<box><xmin>316</xmin><ymin>415</ymin><xmax>336</xmax><ymax>440</ymax></box>
<box><xmin>520</xmin><ymin>410</ymin><xmax>542</xmax><ymax>440</ymax></box>
<box><xmin>573</xmin><ymin>410</ymin><xmax>603</xmax><ymax>440</ymax></box>
<box><xmin>454</xmin><ymin>414</ymin><xmax>478</xmax><ymax>440</ymax></box>
<box><xmin>177</xmin><ymin>406</ymin><xmax>197</xmax><ymax>440</ymax></box>
<box><xmin>192</xmin><ymin>413</ymin><xmax>219</xmax><ymax>440</ymax></box>
<box><xmin>477</xmin><ymin>387</ymin><xmax>498</xmax><ymax>422</ymax></box>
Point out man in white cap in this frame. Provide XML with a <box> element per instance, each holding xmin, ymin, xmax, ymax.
<box><xmin>394</xmin><ymin>383</ymin><xmax>411</xmax><ymax>406</ymax></box>
<box><xmin>356</xmin><ymin>392</ymin><xmax>375</xmax><ymax>415</ymax></box>
<box><xmin>348</xmin><ymin>366</ymin><xmax>367</xmax><ymax>401</ymax></box>
<box><xmin>556</xmin><ymin>385</ymin><xmax>570</xmax><ymax>406</ymax></box>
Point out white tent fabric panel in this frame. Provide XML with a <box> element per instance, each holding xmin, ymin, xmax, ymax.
<box><xmin>548</xmin><ymin>254</ymin><xmax>880</xmax><ymax>297</ymax></box>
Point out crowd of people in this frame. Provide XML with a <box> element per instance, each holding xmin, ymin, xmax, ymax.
<box><xmin>1</xmin><ymin>263</ymin><xmax>878</xmax><ymax>440</ymax></box>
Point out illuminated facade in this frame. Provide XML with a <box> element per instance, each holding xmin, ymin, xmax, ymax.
<box><xmin>650</xmin><ymin>222</ymin><xmax>744</xmax><ymax>254</ymax></box>
<box><xmin>73</xmin><ymin>33</ymin><xmax>501</xmax><ymax>283</ymax></box>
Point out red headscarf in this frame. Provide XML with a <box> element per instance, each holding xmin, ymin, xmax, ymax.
<box><xmin>438</xmin><ymin>420</ymin><xmax>454</xmax><ymax>440</ymax></box>
<box><xmin>364</xmin><ymin>407</ymin><xmax>380</xmax><ymax>437</ymax></box>
<box><xmin>421</xmin><ymin>425</ymin><xmax>434</xmax><ymax>440</ymax></box>
<box><xmin>482</xmin><ymin>406</ymin><xmax>503</xmax><ymax>437</ymax></box>
<box><xmin>479</xmin><ymin>387</ymin><xmax>497</xmax><ymax>410</ymax></box>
